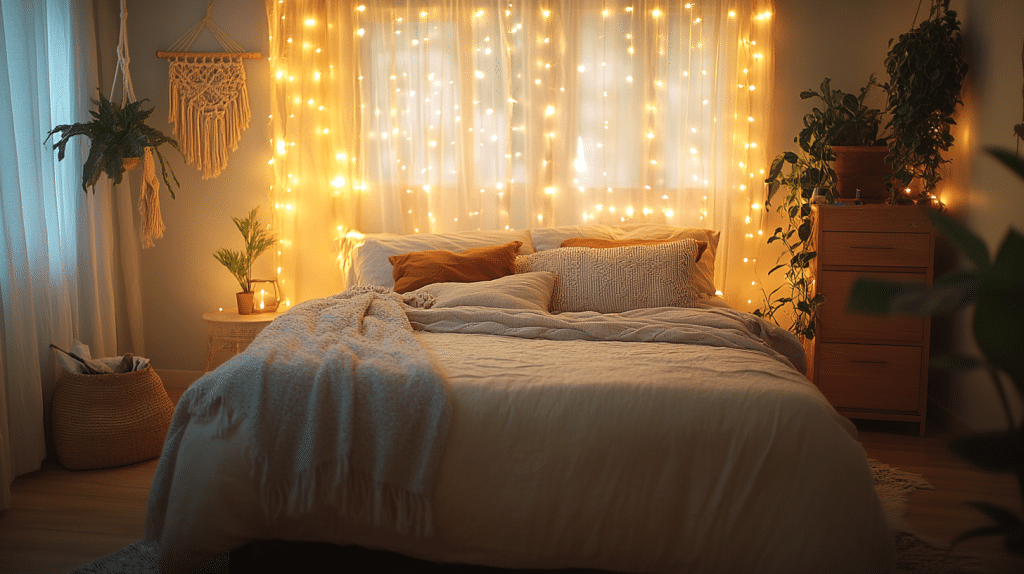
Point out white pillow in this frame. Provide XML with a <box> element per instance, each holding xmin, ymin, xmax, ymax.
<box><xmin>346</xmin><ymin>229</ymin><xmax>536</xmax><ymax>288</ymax></box>
<box><xmin>615</xmin><ymin>224</ymin><xmax>720</xmax><ymax>297</ymax></box>
<box><xmin>514</xmin><ymin>240</ymin><xmax>700</xmax><ymax>313</ymax></box>
<box><xmin>411</xmin><ymin>271</ymin><xmax>556</xmax><ymax>312</ymax></box>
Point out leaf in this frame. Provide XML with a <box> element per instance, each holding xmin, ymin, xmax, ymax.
<box><xmin>797</xmin><ymin>220</ymin><xmax>811</xmax><ymax>242</ymax></box>
<box><xmin>973</xmin><ymin>230</ymin><xmax>1024</xmax><ymax>389</ymax></box>
<box><xmin>767</xmin><ymin>156</ymin><xmax>786</xmax><ymax>183</ymax></box>
<box><xmin>926</xmin><ymin>210</ymin><xmax>992</xmax><ymax>270</ymax></box>
<box><xmin>929</xmin><ymin>353</ymin><xmax>985</xmax><ymax>372</ymax></box>
<box><xmin>952</xmin><ymin>501</ymin><xmax>1024</xmax><ymax>554</ymax></box>
<box><xmin>987</xmin><ymin>147</ymin><xmax>1024</xmax><ymax>181</ymax></box>
<box><xmin>948</xmin><ymin>431</ymin><xmax>1024</xmax><ymax>474</ymax></box>
<box><xmin>847</xmin><ymin>279</ymin><xmax>928</xmax><ymax>315</ymax></box>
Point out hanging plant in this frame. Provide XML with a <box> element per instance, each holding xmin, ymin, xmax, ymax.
<box><xmin>44</xmin><ymin>91</ymin><xmax>181</xmax><ymax>197</ymax></box>
<box><xmin>883</xmin><ymin>0</ymin><xmax>968</xmax><ymax>205</ymax></box>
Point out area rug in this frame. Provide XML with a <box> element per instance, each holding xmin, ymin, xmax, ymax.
<box><xmin>67</xmin><ymin>460</ymin><xmax>984</xmax><ymax>574</ymax></box>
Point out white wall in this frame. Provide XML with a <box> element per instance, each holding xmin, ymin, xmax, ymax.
<box><xmin>121</xmin><ymin>0</ymin><xmax>1023</xmax><ymax>430</ymax></box>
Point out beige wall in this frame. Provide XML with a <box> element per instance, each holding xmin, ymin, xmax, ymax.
<box><xmin>124</xmin><ymin>0</ymin><xmax>272</xmax><ymax>373</ymax></box>
<box><xmin>939</xmin><ymin>0</ymin><xmax>1024</xmax><ymax>431</ymax></box>
<box><xmin>123</xmin><ymin>0</ymin><xmax>1022</xmax><ymax>430</ymax></box>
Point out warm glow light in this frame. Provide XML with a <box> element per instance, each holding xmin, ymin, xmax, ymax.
<box><xmin>269</xmin><ymin>1</ymin><xmax>771</xmax><ymax>311</ymax></box>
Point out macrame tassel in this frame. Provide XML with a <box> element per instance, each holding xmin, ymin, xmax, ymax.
<box><xmin>139</xmin><ymin>148</ymin><xmax>165</xmax><ymax>248</ymax></box>
<box><xmin>167</xmin><ymin>58</ymin><xmax>251</xmax><ymax>179</ymax></box>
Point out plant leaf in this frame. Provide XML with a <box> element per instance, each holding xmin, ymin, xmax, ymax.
<box><xmin>844</xmin><ymin>276</ymin><xmax>974</xmax><ymax>316</ymax></box>
<box><xmin>973</xmin><ymin>229</ymin><xmax>1024</xmax><ymax>390</ymax></box>
<box><xmin>987</xmin><ymin>147</ymin><xmax>1024</xmax><ymax>182</ymax></box>
<box><xmin>929</xmin><ymin>353</ymin><xmax>985</xmax><ymax>372</ymax></box>
<box><xmin>952</xmin><ymin>501</ymin><xmax>1024</xmax><ymax>554</ymax></box>
<box><xmin>927</xmin><ymin>210</ymin><xmax>992</xmax><ymax>270</ymax></box>
<box><xmin>949</xmin><ymin>431</ymin><xmax>1024</xmax><ymax>474</ymax></box>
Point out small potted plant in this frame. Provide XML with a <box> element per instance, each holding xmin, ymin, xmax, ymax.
<box><xmin>214</xmin><ymin>207</ymin><xmax>277</xmax><ymax>314</ymax></box>
<box><xmin>44</xmin><ymin>91</ymin><xmax>181</xmax><ymax>197</ymax></box>
<box><xmin>883</xmin><ymin>0</ymin><xmax>968</xmax><ymax>205</ymax></box>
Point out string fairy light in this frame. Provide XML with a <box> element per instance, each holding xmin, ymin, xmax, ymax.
<box><xmin>266</xmin><ymin>1</ymin><xmax>772</xmax><ymax>307</ymax></box>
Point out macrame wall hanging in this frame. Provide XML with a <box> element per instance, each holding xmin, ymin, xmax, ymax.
<box><xmin>111</xmin><ymin>0</ymin><xmax>165</xmax><ymax>248</ymax></box>
<box><xmin>157</xmin><ymin>0</ymin><xmax>261</xmax><ymax>179</ymax></box>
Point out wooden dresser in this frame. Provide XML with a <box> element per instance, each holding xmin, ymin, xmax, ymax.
<box><xmin>808</xmin><ymin>204</ymin><xmax>934</xmax><ymax>435</ymax></box>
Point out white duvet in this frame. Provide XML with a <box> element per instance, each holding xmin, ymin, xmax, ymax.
<box><xmin>146</xmin><ymin>303</ymin><xmax>895</xmax><ymax>573</ymax></box>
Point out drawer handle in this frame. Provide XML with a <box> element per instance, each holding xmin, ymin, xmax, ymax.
<box><xmin>851</xmin><ymin>359</ymin><xmax>888</xmax><ymax>365</ymax></box>
<box><xmin>849</xmin><ymin>246</ymin><xmax>895</xmax><ymax>250</ymax></box>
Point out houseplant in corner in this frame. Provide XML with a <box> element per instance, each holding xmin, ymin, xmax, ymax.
<box><xmin>756</xmin><ymin>76</ymin><xmax>886</xmax><ymax>341</ymax></box>
<box><xmin>214</xmin><ymin>207</ymin><xmax>278</xmax><ymax>314</ymax></box>
<box><xmin>44</xmin><ymin>91</ymin><xmax>181</xmax><ymax>197</ymax></box>
<box><xmin>848</xmin><ymin>148</ymin><xmax>1024</xmax><ymax>555</ymax></box>
<box><xmin>883</xmin><ymin>0</ymin><xmax>968</xmax><ymax>205</ymax></box>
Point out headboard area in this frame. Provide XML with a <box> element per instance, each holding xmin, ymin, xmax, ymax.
<box><xmin>342</xmin><ymin>224</ymin><xmax>722</xmax><ymax>303</ymax></box>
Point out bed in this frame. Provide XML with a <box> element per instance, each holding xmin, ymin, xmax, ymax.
<box><xmin>144</xmin><ymin>223</ymin><xmax>896</xmax><ymax>574</ymax></box>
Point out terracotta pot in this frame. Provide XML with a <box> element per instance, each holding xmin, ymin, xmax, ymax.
<box><xmin>123</xmin><ymin>157</ymin><xmax>141</xmax><ymax>171</ymax></box>
<box><xmin>832</xmin><ymin>146</ymin><xmax>891</xmax><ymax>203</ymax></box>
<box><xmin>236</xmin><ymin>292</ymin><xmax>254</xmax><ymax>315</ymax></box>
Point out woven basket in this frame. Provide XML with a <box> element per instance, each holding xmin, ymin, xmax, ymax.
<box><xmin>51</xmin><ymin>366</ymin><xmax>174</xmax><ymax>470</ymax></box>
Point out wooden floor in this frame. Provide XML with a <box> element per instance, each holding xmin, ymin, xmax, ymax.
<box><xmin>1</xmin><ymin>411</ymin><xmax>1022</xmax><ymax>573</ymax></box>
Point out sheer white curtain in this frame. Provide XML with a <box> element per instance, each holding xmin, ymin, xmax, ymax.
<box><xmin>0</xmin><ymin>0</ymin><xmax>144</xmax><ymax>509</ymax></box>
<box><xmin>267</xmin><ymin>0</ymin><xmax>773</xmax><ymax>306</ymax></box>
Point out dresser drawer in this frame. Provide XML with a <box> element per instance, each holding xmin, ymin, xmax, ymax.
<box><xmin>818</xmin><ymin>231</ymin><xmax>931</xmax><ymax>268</ymax></box>
<box><xmin>817</xmin><ymin>270</ymin><xmax>927</xmax><ymax>343</ymax></box>
<box><xmin>817</xmin><ymin>343</ymin><xmax>922</xmax><ymax>412</ymax></box>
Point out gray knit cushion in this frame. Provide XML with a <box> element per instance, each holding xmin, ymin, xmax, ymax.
<box><xmin>514</xmin><ymin>240</ymin><xmax>700</xmax><ymax>313</ymax></box>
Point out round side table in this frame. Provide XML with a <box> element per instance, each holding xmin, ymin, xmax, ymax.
<box><xmin>201</xmin><ymin>310</ymin><xmax>284</xmax><ymax>372</ymax></box>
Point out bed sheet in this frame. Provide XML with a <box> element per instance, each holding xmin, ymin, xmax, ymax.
<box><xmin>150</xmin><ymin>325</ymin><xmax>894</xmax><ymax>573</ymax></box>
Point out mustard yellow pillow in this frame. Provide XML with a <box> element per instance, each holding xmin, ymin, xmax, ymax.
<box><xmin>389</xmin><ymin>241</ymin><xmax>523</xmax><ymax>294</ymax></box>
<box><xmin>560</xmin><ymin>237</ymin><xmax>708</xmax><ymax>262</ymax></box>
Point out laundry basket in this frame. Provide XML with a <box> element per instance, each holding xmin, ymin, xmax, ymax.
<box><xmin>51</xmin><ymin>366</ymin><xmax>174</xmax><ymax>470</ymax></box>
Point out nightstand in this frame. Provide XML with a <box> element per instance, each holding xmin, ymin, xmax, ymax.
<box><xmin>202</xmin><ymin>310</ymin><xmax>284</xmax><ymax>372</ymax></box>
<box><xmin>808</xmin><ymin>204</ymin><xmax>934</xmax><ymax>435</ymax></box>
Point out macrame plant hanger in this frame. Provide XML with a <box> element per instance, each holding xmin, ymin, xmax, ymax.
<box><xmin>157</xmin><ymin>0</ymin><xmax>261</xmax><ymax>180</ymax></box>
<box><xmin>111</xmin><ymin>0</ymin><xmax>165</xmax><ymax>248</ymax></box>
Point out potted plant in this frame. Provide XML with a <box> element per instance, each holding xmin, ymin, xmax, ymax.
<box><xmin>825</xmin><ymin>75</ymin><xmax>891</xmax><ymax>203</ymax></box>
<box><xmin>883</xmin><ymin>0</ymin><xmax>968</xmax><ymax>206</ymax></box>
<box><xmin>848</xmin><ymin>147</ymin><xmax>1024</xmax><ymax>556</ymax></box>
<box><xmin>44</xmin><ymin>91</ymin><xmax>181</xmax><ymax>197</ymax></box>
<box><xmin>214</xmin><ymin>207</ymin><xmax>278</xmax><ymax>314</ymax></box>
<box><xmin>755</xmin><ymin>77</ymin><xmax>885</xmax><ymax>341</ymax></box>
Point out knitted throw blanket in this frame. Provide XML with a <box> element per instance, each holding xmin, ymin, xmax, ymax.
<box><xmin>146</xmin><ymin>288</ymin><xmax>451</xmax><ymax>543</ymax></box>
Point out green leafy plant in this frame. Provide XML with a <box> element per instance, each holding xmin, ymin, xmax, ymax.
<box><xmin>44</xmin><ymin>91</ymin><xmax>181</xmax><ymax>197</ymax></box>
<box><xmin>214</xmin><ymin>207</ymin><xmax>277</xmax><ymax>294</ymax></box>
<box><xmin>756</xmin><ymin>77</ymin><xmax>884</xmax><ymax>340</ymax></box>
<box><xmin>848</xmin><ymin>147</ymin><xmax>1024</xmax><ymax>555</ymax></box>
<box><xmin>883</xmin><ymin>0</ymin><xmax>968</xmax><ymax>205</ymax></box>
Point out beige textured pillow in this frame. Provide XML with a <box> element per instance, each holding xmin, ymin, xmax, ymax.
<box><xmin>616</xmin><ymin>225</ymin><xmax>720</xmax><ymax>297</ymax></box>
<box><xmin>514</xmin><ymin>240</ymin><xmax>700</xmax><ymax>313</ymax></box>
<box><xmin>389</xmin><ymin>241</ymin><xmax>523</xmax><ymax>294</ymax></box>
<box><xmin>411</xmin><ymin>271</ymin><xmax>556</xmax><ymax>312</ymax></box>
<box><xmin>559</xmin><ymin>237</ymin><xmax>709</xmax><ymax>263</ymax></box>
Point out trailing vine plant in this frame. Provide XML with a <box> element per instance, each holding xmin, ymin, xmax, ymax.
<box><xmin>755</xmin><ymin>78</ymin><xmax>884</xmax><ymax>340</ymax></box>
<box><xmin>883</xmin><ymin>0</ymin><xmax>968</xmax><ymax>205</ymax></box>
